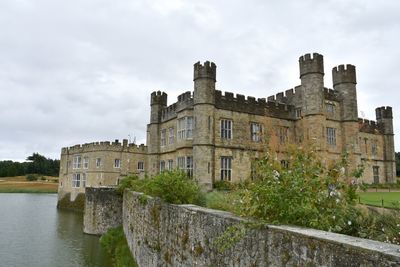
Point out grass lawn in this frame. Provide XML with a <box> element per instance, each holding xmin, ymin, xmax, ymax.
<box><xmin>0</xmin><ymin>176</ymin><xmax>58</xmax><ymax>193</ymax></box>
<box><xmin>358</xmin><ymin>192</ymin><xmax>400</xmax><ymax>209</ymax></box>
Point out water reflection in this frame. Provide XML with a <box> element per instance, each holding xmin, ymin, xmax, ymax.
<box><xmin>0</xmin><ymin>194</ymin><xmax>112</xmax><ymax>267</ymax></box>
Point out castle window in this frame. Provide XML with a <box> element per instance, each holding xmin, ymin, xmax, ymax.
<box><xmin>178</xmin><ymin>116</ymin><xmax>194</xmax><ymax>140</ymax></box>
<box><xmin>220</xmin><ymin>157</ymin><xmax>232</xmax><ymax>181</ymax></box>
<box><xmin>371</xmin><ymin>141</ymin><xmax>378</xmax><ymax>156</ymax></box>
<box><xmin>96</xmin><ymin>158</ymin><xmax>102</xmax><ymax>168</ymax></box>
<box><xmin>168</xmin><ymin>159</ymin><xmax>173</xmax><ymax>170</ymax></box>
<box><xmin>83</xmin><ymin>157</ymin><xmax>89</xmax><ymax>169</ymax></box>
<box><xmin>137</xmin><ymin>161</ymin><xmax>144</xmax><ymax>171</ymax></box>
<box><xmin>177</xmin><ymin>157</ymin><xmax>185</xmax><ymax>169</ymax></box>
<box><xmin>281</xmin><ymin>160</ymin><xmax>289</xmax><ymax>169</ymax></box>
<box><xmin>73</xmin><ymin>156</ymin><xmax>82</xmax><ymax>169</ymax></box>
<box><xmin>82</xmin><ymin>173</ymin><xmax>87</xmax><ymax>187</ymax></box>
<box><xmin>251</xmin><ymin>122</ymin><xmax>262</xmax><ymax>142</ymax></box>
<box><xmin>373</xmin><ymin>166</ymin><xmax>380</xmax><ymax>184</ymax></box>
<box><xmin>295</xmin><ymin>108</ymin><xmax>302</xmax><ymax>118</ymax></box>
<box><xmin>220</xmin><ymin>119</ymin><xmax>232</xmax><ymax>139</ymax></box>
<box><xmin>168</xmin><ymin>127</ymin><xmax>174</xmax><ymax>144</ymax></box>
<box><xmin>186</xmin><ymin>156</ymin><xmax>193</xmax><ymax>177</ymax></box>
<box><xmin>177</xmin><ymin>156</ymin><xmax>193</xmax><ymax>177</ymax></box>
<box><xmin>160</xmin><ymin>160</ymin><xmax>165</xmax><ymax>172</ymax></box>
<box><xmin>72</xmin><ymin>173</ymin><xmax>81</xmax><ymax>188</ymax></box>
<box><xmin>326</xmin><ymin>103</ymin><xmax>335</xmax><ymax>115</ymax></box>
<box><xmin>160</xmin><ymin>129</ymin><xmax>166</xmax><ymax>146</ymax></box>
<box><xmin>326</xmin><ymin>127</ymin><xmax>336</xmax><ymax>146</ymax></box>
<box><xmin>114</xmin><ymin>159</ymin><xmax>121</xmax><ymax>168</ymax></box>
<box><xmin>278</xmin><ymin>127</ymin><xmax>288</xmax><ymax>144</ymax></box>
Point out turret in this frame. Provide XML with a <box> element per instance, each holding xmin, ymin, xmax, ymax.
<box><xmin>299</xmin><ymin>53</ymin><xmax>324</xmax><ymax>115</ymax></box>
<box><xmin>150</xmin><ymin>91</ymin><xmax>167</xmax><ymax>123</ymax></box>
<box><xmin>332</xmin><ymin>64</ymin><xmax>357</xmax><ymax>121</ymax></box>
<box><xmin>376</xmin><ymin>106</ymin><xmax>393</xmax><ymax>134</ymax></box>
<box><xmin>193</xmin><ymin>61</ymin><xmax>216</xmax><ymax>105</ymax></box>
<box><xmin>376</xmin><ymin>106</ymin><xmax>396</xmax><ymax>183</ymax></box>
<box><xmin>193</xmin><ymin>61</ymin><xmax>217</xmax><ymax>190</ymax></box>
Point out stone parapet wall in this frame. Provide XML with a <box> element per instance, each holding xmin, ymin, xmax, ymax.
<box><xmin>123</xmin><ymin>190</ymin><xmax>400</xmax><ymax>267</ymax></box>
<box><xmin>61</xmin><ymin>140</ymin><xmax>147</xmax><ymax>155</ymax></box>
<box><xmin>215</xmin><ymin>90</ymin><xmax>294</xmax><ymax>119</ymax></box>
<box><xmin>83</xmin><ymin>187</ymin><xmax>122</xmax><ymax>235</ymax></box>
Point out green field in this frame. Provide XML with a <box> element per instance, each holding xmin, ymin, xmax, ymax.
<box><xmin>0</xmin><ymin>176</ymin><xmax>58</xmax><ymax>193</ymax></box>
<box><xmin>359</xmin><ymin>192</ymin><xmax>400</xmax><ymax>209</ymax></box>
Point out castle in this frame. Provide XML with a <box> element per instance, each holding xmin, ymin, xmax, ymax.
<box><xmin>57</xmin><ymin>52</ymin><xmax>396</xmax><ymax>204</ymax></box>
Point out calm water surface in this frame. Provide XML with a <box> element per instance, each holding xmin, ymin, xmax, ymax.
<box><xmin>0</xmin><ymin>193</ymin><xmax>112</xmax><ymax>267</ymax></box>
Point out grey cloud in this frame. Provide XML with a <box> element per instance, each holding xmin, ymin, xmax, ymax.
<box><xmin>1</xmin><ymin>0</ymin><xmax>399</xmax><ymax>160</ymax></box>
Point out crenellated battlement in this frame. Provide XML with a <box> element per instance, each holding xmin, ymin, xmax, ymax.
<box><xmin>177</xmin><ymin>91</ymin><xmax>192</xmax><ymax>102</ymax></box>
<box><xmin>160</xmin><ymin>91</ymin><xmax>194</xmax><ymax>122</ymax></box>
<box><xmin>267</xmin><ymin>86</ymin><xmax>302</xmax><ymax>104</ymax></box>
<box><xmin>299</xmin><ymin>53</ymin><xmax>324</xmax><ymax>78</ymax></box>
<box><xmin>193</xmin><ymin>61</ymin><xmax>216</xmax><ymax>81</ymax></box>
<box><xmin>323</xmin><ymin>87</ymin><xmax>340</xmax><ymax>101</ymax></box>
<box><xmin>358</xmin><ymin>118</ymin><xmax>382</xmax><ymax>134</ymax></box>
<box><xmin>215</xmin><ymin>90</ymin><xmax>294</xmax><ymax>119</ymax></box>
<box><xmin>61</xmin><ymin>139</ymin><xmax>147</xmax><ymax>155</ymax></box>
<box><xmin>151</xmin><ymin>91</ymin><xmax>168</xmax><ymax>106</ymax></box>
<box><xmin>376</xmin><ymin>106</ymin><xmax>393</xmax><ymax>119</ymax></box>
<box><xmin>332</xmin><ymin>64</ymin><xmax>356</xmax><ymax>86</ymax></box>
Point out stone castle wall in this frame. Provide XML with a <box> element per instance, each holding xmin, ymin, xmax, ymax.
<box><xmin>121</xmin><ymin>190</ymin><xmax>400</xmax><ymax>267</ymax></box>
<box><xmin>83</xmin><ymin>187</ymin><xmax>122</xmax><ymax>235</ymax></box>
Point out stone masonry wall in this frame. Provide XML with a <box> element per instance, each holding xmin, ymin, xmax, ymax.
<box><xmin>83</xmin><ymin>187</ymin><xmax>122</xmax><ymax>235</ymax></box>
<box><xmin>123</xmin><ymin>190</ymin><xmax>400</xmax><ymax>267</ymax></box>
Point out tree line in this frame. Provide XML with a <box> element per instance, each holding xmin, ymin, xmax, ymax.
<box><xmin>0</xmin><ymin>153</ymin><xmax>60</xmax><ymax>177</ymax></box>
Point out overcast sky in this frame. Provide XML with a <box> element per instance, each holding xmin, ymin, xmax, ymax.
<box><xmin>1</xmin><ymin>0</ymin><xmax>399</xmax><ymax>161</ymax></box>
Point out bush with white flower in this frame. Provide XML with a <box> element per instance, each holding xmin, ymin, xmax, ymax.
<box><xmin>239</xmin><ymin>145</ymin><xmax>364</xmax><ymax>235</ymax></box>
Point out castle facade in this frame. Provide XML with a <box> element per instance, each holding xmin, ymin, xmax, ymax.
<box><xmin>58</xmin><ymin>53</ymin><xmax>396</xmax><ymax>202</ymax></box>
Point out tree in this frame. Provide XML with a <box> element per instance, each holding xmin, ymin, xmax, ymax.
<box><xmin>0</xmin><ymin>153</ymin><xmax>59</xmax><ymax>177</ymax></box>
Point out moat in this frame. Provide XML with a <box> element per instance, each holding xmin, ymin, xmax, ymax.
<box><xmin>0</xmin><ymin>193</ymin><xmax>112</xmax><ymax>267</ymax></box>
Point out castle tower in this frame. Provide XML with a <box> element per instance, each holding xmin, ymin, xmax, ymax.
<box><xmin>193</xmin><ymin>61</ymin><xmax>216</xmax><ymax>190</ymax></box>
<box><xmin>376</xmin><ymin>107</ymin><xmax>396</xmax><ymax>183</ymax></box>
<box><xmin>332</xmin><ymin>65</ymin><xmax>358</xmax><ymax>121</ymax></box>
<box><xmin>332</xmin><ymin>64</ymin><xmax>361</xmax><ymax>178</ymax></box>
<box><xmin>298</xmin><ymin>53</ymin><xmax>325</xmax><ymax>150</ymax></box>
<box><xmin>150</xmin><ymin>91</ymin><xmax>167</xmax><ymax>124</ymax></box>
<box><xmin>147</xmin><ymin>91</ymin><xmax>167</xmax><ymax>175</ymax></box>
<box><xmin>299</xmin><ymin>53</ymin><xmax>324</xmax><ymax>116</ymax></box>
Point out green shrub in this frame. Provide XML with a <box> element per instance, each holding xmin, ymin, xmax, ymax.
<box><xmin>117</xmin><ymin>175</ymin><xmax>148</xmax><ymax>195</ymax></box>
<box><xmin>100</xmin><ymin>227</ymin><xmax>137</xmax><ymax>267</ymax></box>
<box><xmin>118</xmin><ymin>170</ymin><xmax>205</xmax><ymax>205</ymax></box>
<box><xmin>239</xmin><ymin>146</ymin><xmax>362</xmax><ymax>233</ymax></box>
<box><xmin>26</xmin><ymin>174</ymin><xmax>39</xmax><ymax>181</ymax></box>
<box><xmin>213</xmin><ymin>180</ymin><xmax>234</xmax><ymax>191</ymax></box>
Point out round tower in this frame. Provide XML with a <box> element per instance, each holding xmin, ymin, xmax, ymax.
<box><xmin>332</xmin><ymin>64</ymin><xmax>357</xmax><ymax>121</ymax></box>
<box><xmin>147</xmin><ymin>91</ymin><xmax>167</xmax><ymax>175</ymax></box>
<box><xmin>193</xmin><ymin>61</ymin><xmax>216</xmax><ymax>105</ymax></box>
<box><xmin>193</xmin><ymin>61</ymin><xmax>216</xmax><ymax>190</ymax></box>
<box><xmin>299</xmin><ymin>53</ymin><xmax>324</xmax><ymax>115</ymax></box>
<box><xmin>376</xmin><ymin>106</ymin><xmax>396</xmax><ymax>183</ymax></box>
<box><xmin>376</xmin><ymin>106</ymin><xmax>394</xmax><ymax>134</ymax></box>
<box><xmin>150</xmin><ymin>91</ymin><xmax>167</xmax><ymax>124</ymax></box>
